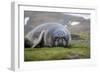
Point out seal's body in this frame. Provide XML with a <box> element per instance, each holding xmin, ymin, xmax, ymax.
<box><xmin>25</xmin><ymin>23</ymin><xmax>71</xmax><ymax>48</ymax></box>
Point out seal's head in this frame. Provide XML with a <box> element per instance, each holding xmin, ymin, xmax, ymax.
<box><xmin>52</xmin><ymin>29</ymin><xmax>69</xmax><ymax>47</ymax></box>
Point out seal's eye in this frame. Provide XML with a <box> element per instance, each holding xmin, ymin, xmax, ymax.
<box><xmin>53</xmin><ymin>30</ymin><xmax>66</xmax><ymax>38</ymax></box>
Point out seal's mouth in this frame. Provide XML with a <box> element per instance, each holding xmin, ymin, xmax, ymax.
<box><xmin>53</xmin><ymin>37</ymin><xmax>68</xmax><ymax>47</ymax></box>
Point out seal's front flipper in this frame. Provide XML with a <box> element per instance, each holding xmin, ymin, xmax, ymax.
<box><xmin>32</xmin><ymin>30</ymin><xmax>45</xmax><ymax>48</ymax></box>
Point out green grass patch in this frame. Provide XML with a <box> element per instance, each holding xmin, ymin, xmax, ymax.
<box><xmin>24</xmin><ymin>45</ymin><xmax>90</xmax><ymax>61</ymax></box>
<box><xmin>24</xmin><ymin>32</ymin><xmax>90</xmax><ymax>61</ymax></box>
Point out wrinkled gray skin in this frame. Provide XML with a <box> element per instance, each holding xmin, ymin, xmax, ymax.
<box><xmin>25</xmin><ymin>23</ymin><xmax>71</xmax><ymax>48</ymax></box>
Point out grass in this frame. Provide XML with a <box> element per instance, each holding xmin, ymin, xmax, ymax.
<box><xmin>24</xmin><ymin>32</ymin><xmax>90</xmax><ymax>61</ymax></box>
<box><xmin>24</xmin><ymin>41</ymin><xmax>90</xmax><ymax>61</ymax></box>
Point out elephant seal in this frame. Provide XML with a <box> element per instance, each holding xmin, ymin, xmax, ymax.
<box><xmin>25</xmin><ymin>23</ymin><xmax>71</xmax><ymax>48</ymax></box>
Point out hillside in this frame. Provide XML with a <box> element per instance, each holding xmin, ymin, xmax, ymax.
<box><xmin>24</xmin><ymin>11</ymin><xmax>90</xmax><ymax>36</ymax></box>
